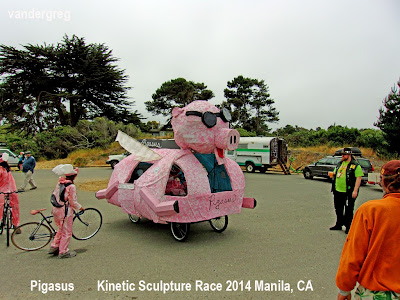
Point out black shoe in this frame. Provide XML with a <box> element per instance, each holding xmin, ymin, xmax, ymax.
<box><xmin>330</xmin><ymin>225</ymin><xmax>342</xmax><ymax>230</ymax></box>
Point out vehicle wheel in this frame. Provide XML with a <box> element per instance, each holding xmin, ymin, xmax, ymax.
<box><xmin>72</xmin><ymin>208</ymin><xmax>103</xmax><ymax>240</ymax></box>
<box><xmin>110</xmin><ymin>161</ymin><xmax>118</xmax><ymax>169</ymax></box>
<box><xmin>245</xmin><ymin>162</ymin><xmax>256</xmax><ymax>173</ymax></box>
<box><xmin>209</xmin><ymin>215</ymin><xmax>228</xmax><ymax>233</ymax></box>
<box><xmin>259</xmin><ymin>167</ymin><xmax>267</xmax><ymax>173</ymax></box>
<box><xmin>303</xmin><ymin>169</ymin><xmax>313</xmax><ymax>179</ymax></box>
<box><xmin>11</xmin><ymin>222</ymin><xmax>53</xmax><ymax>251</ymax></box>
<box><xmin>128</xmin><ymin>214</ymin><xmax>141</xmax><ymax>223</ymax></box>
<box><xmin>170</xmin><ymin>222</ymin><xmax>190</xmax><ymax>242</ymax></box>
<box><xmin>6</xmin><ymin>209</ymin><xmax>12</xmax><ymax>247</ymax></box>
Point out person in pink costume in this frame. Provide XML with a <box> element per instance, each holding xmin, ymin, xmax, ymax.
<box><xmin>48</xmin><ymin>164</ymin><xmax>84</xmax><ymax>259</ymax></box>
<box><xmin>0</xmin><ymin>153</ymin><xmax>20</xmax><ymax>230</ymax></box>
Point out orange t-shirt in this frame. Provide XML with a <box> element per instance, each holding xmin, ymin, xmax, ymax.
<box><xmin>336</xmin><ymin>193</ymin><xmax>400</xmax><ymax>292</ymax></box>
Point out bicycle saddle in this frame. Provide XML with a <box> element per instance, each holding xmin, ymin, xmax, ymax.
<box><xmin>30</xmin><ymin>208</ymin><xmax>47</xmax><ymax>215</ymax></box>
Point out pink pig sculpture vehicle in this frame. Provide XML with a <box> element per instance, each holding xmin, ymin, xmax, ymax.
<box><xmin>96</xmin><ymin>100</ymin><xmax>256</xmax><ymax>241</ymax></box>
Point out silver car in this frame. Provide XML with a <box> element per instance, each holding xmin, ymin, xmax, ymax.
<box><xmin>0</xmin><ymin>149</ymin><xmax>20</xmax><ymax>168</ymax></box>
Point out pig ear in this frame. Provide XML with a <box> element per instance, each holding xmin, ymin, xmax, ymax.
<box><xmin>172</xmin><ymin>107</ymin><xmax>183</xmax><ymax>117</ymax></box>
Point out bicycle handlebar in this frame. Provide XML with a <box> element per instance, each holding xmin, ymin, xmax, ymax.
<box><xmin>0</xmin><ymin>191</ymin><xmax>19</xmax><ymax>195</ymax></box>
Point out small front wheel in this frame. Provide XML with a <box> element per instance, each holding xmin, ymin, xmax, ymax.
<box><xmin>128</xmin><ymin>214</ymin><xmax>141</xmax><ymax>223</ymax></box>
<box><xmin>11</xmin><ymin>222</ymin><xmax>53</xmax><ymax>251</ymax></box>
<box><xmin>72</xmin><ymin>208</ymin><xmax>102</xmax><ymax>240</ymax></box>
<box><xmin>170</xmin><ymin>222</ymin><xmax>190</xmax><ymax>242</ymax></box>
<box><xmin>6</xmin><ymin>209</ymin><xmax>12</xmax><ymax>247</ymax></box>
<box><xmin>209</xmin><ymin>215</ymin><xmax>228</xmax><ymax>233</ymax></box>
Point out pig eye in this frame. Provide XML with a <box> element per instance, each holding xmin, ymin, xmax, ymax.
<box><xmin>185</xmin><ymin>109</ymin><xmax>232</xmax><ymax>128</ymax></box>
<box><xmin>186</xmin><ymin>111</ymin><xmax>217</xmax><ymax>128</ymax></box>
<box><xmin>218</xmin><ymin>108</ymin><xmax>232</xmax><ymax>122</ymax></box>
<box><xmin>202</xmin><ymin>112</ymin><xmax>217</xmax><ymax>128</ymax></box>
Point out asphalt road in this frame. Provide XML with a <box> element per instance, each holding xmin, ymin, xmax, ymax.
<box><xmin>0</xmin><ymin>168</ymin><xmax>384</xmax><ymax>299</ymax></box>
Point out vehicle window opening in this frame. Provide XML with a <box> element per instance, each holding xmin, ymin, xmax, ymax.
<box><xmin>194</xmin><ymin>153</ymin><xmax>232</xmax><ymax>193</ymax></box>
<box><xmin>165</xmin><ymin>164</ymin><xmax>187</xmax><ymax>196</ymax></box>
<box><xmin>128</xmin><ymin>162</ymin><xmax>153</xmax><ymax>183</ymax></box>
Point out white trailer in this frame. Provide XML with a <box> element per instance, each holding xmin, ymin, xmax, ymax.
<box><xmin>225</xmin><ymin>137</ymin><xmax>289</xmax><ymax>173</ymax></box>
<box><xmin>367</xmin><ymin>172</ymin><xmax>381</xmax><ymax>185</ymax></box>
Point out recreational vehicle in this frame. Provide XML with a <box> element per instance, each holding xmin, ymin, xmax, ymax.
<box><xmin>225</xmin><ymin>137</ymin><xmax>289</xmax><ymax>173</ymax></box>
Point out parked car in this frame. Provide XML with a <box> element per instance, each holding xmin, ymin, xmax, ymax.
<box><xmin>303</xmin><ymin>155</ymin><xmax>374</xmax><ymax>185</ymax></box>
<box><xmin>106</xmin><ymin>152</ymin><xmax>130</xmax><ymax>169</ymax></box>
<box><xmin>0</xmin><ymin>149</ymin><xmax>19</xmax><ymax>168</ymax></box>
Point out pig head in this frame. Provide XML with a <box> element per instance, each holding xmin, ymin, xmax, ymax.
<box><xmin>171</xmin><ymin>100</ymin><xmax>239</xmax><ymax>164</ymax></box>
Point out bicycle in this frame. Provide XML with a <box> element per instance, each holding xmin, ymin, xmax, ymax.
<box><xmin>11</xmin><ymin>207</ymin><xmax>102</xmax><ymax>251</ymax></box>
<box><xmin>0</xmin><ymin>191</ymin><xmax>19</xmax><ymax>247</ymax></box>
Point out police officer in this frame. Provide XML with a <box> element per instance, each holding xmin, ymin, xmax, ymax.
<box><xmin>330</xmin><ymin>147</ymin><xmax>363</xmax><ymax>234</ymax></box>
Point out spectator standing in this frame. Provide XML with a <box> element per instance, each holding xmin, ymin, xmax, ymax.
<box><xmin>330</xmin><ymin>147</ymin><xmax>363</xmax><ymax>233</ymax></box>
<box><xmin>17</xmin><ymin>152</ymin><xmax>24</xmax><ymax>172</ymax></box>
<box><xmin>18</xmin><ymin>151</ymin><xmax>37</xmax><ymax>192</ymax></box>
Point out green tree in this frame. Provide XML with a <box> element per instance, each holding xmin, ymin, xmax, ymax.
<box><xmin>0</xmin><ymin>35</ymin><xmax>141</xmax><ymax>135</ymax></box>
<box><xmin>224</xmin><ymin>75</ymin><xmax>279</xmax><ymax>134</ymax></box>
<box><xmin>374</xmin><ymin>79</ymin><xmax>400</xmax><ymax>156</ymax></box>
<box><xmin>145</xmin><ymin>78</ymin><xmax>214</xmax><ymax>117</ymax></box>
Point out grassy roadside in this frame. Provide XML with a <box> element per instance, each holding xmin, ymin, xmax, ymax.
<box><xmin>34</xmin><ymin>145</ymin><xmax>388</xmax><ymax>193</ymax></box>
<box><xmin>36</xmin><ymin>144</ymin><xmax>387</xmax><ymax>172</ymax></box>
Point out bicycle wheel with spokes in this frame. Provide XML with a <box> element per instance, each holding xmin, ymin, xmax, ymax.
<box><xmin>6</xmin><ymin>209</ymin><xmax>12</xmax><ymax>247</ymax></box>
<box><xmin>170</xmin><ymin>222</ymin><xmax>190</xmax><ymax>242</ymax></box>
<box><xmin>128</xmin><ymin>214</ymin><xmax>141</xmax><ymax>223</ymax></box>
<box><xmin>209</xmin><ymin>215</ymin><xmax>228</xmax><ymax>233</ymax></box>
<box><xmin>72</xmin><ymin>208</ymin><xmax>102</xmax><ymax>240</ymax></box>
<box><xmin>11</xmin><ymin>222</ymin><xmax>53</xmax><ymax>251</ymax></box>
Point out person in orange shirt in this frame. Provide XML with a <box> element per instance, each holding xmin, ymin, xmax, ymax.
<box><xmin>335</xmin><ymin>160</ymin><xmax>400</xmax><ymax>299</ymax></box>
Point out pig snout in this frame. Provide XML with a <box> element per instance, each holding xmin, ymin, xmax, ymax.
<box><xmin>215</xmin><ymin>128</ymin><xmax>240</xmax><ymax>151</ymax></box>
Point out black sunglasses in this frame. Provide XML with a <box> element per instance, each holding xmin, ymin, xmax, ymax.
<box><xmin>185</xmin><ymin>108</ymin><xmax>232</xmax><ymax>128</ymax></box>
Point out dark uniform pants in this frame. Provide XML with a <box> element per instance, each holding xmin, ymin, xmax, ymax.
<box><xmin>333</xmin><ymin>191</ymin><xmax>356</xmax><ymax>229</ymax></box>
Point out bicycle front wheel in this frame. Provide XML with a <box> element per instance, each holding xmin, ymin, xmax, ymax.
<box><xmin>72</xmin><ymin>208</ymin><xmax>102</xmax><ymax>240</ymax></box>
<box><xmin>12</xmin><ymin>222</ymin><xmax>53</xmax><ymax>251</ymax></box>
<box><xmin>6</xmin><ymin>209</ymin><xmax>12</xmax><ymax>247</ymax></box>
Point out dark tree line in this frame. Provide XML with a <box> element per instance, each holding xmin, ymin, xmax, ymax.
<box><xmin>375</xmin><ymin>79</ymin><xmax>400</xmax><ymax>157</ymax></box>
<box><xmin>0</xmin><ymin>35</ymin><xmax>141</xmax><ymax>136</ymax></box>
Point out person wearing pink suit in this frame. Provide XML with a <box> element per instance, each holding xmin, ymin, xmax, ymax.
<box><xmin>48</xmin><ymin>164</ymin><xmax>84</xmax><ymax>259</ymax></box>
<box><xmin>0</xmin><ymin>153</ymin><xmax>20</xmax><ymax>230</ymax></box>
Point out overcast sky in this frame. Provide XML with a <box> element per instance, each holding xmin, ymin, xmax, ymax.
<box><xmin>2</xmin><ymin>0</ymin><xmax>399</xmax><ymax>130</ymax></box>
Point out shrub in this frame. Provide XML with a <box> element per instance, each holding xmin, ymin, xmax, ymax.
<box><xmin>73</xmin><ymin>157</ymin><xmax>89</xmax><ymax>167</ymax></box>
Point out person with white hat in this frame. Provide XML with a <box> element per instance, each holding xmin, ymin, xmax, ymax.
<box><xmin>0</xmin><ymin>153</ymin><xmax>20</xmax><ymax>233</ymax></box>
<box><xmin>48</xmin><ymin>164</ymin><xmax>84</xmax><ymax>259</ymax></box>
